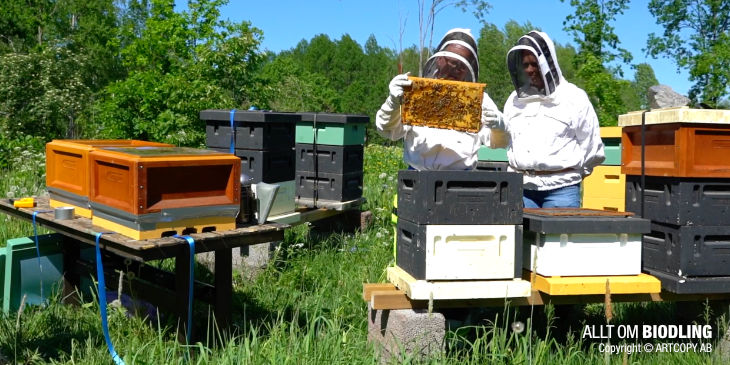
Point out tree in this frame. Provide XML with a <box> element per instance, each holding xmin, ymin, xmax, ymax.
<box><xmin>562</xmin><ymin>0</ymin><xmax>632</xmax><ymax>70</ymax></box>
<box><xmin>414</xmin><ymin>0</ymin><xmax>491</xmax><ymax>76</ymax></box>
<box><xmin>90</xmin><ymin>0</ymin><xmax>265</xmax><ymax>145</ymax></box>
<box><xmin>646</xmin><ymin>0</ymin><xmax>730</xmax><ymax>106</ymax></box>
<box><xmin>631</xmin><ymin>63</ymin><xmax>659</xmax><ymax>109</ymax></box>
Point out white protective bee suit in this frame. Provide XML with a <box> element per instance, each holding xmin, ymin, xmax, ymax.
<box><xmin>375</xmin><ymin>28</ymin><xmax>502</xmax><ymax>171</ymax></box>
<box><xmin>494</xmin><ymin>30</ymin><xmax>605</xmax><ymax>191</ymax></box>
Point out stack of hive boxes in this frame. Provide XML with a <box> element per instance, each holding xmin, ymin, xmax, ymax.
<box><xmin>295</xmin><ymin>113</ymin><xmax>368</xmax><ymax>206</ymax></box>
<box><xmin>394</xmin><ymin>170</ymin><xmax>524</xmax><ymax>282</ymax></box>
<box><xmin>201</xmin><ymin>109</ymin><xmax>299</xmax><ymax>217</ymax></box>
<box><xmin>46</xmin><ymin>140</ymin><xmax>242</xmax><ymax>240</ymax></box>
<box><xmin>581</xmin><ymin>126</ymin><xmax>625</xmax><ymax>211</ymax></box>
<box><xmin>620</xmin><ymin>107</ymin><xmax>730</xmax><ymax>293</ymax></box>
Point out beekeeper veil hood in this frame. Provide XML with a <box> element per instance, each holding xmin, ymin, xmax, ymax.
<box><xmin>506</xmin><ymin>30</ymin><xmax>563</xmax><ymax>98</ymax></box>
<box><xmin>423</xmin><ymin>28</ymin><xmax>479</xmax><ymax>82</ymax></box>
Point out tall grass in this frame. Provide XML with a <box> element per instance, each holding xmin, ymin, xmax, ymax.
<box><xmin>0</xmin><ymin>144</ymin><xmax>725</xmax><ymax>364</ymax></box>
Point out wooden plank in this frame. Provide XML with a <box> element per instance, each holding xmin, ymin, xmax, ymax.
<box><xmin>370</xmin><ymin>290</ymin><xmax>418</xmax><ymax>310</ymax></box>
<box><xmin>0</xmin><ymin>197</ymin><xmax>287</xmax><ymax>261</ymax></box>
<box><xmin>363</xmin><ymin>283</ymin><xmax>396</xmax><ymax>301</ymax></box>
<box><xmin>531</xmin><ymin>273</ymin><xmax>662</xmax><ymax>295</ymax></box>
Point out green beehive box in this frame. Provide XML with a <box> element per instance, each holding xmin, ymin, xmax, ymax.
<box><xmin>477</xmin><ymin>146</ymin><xmax>508</xmax><ymax>162</ymax></box>
<box><xmin>295</xmin><ymin>113</ymin><xmax>369</xmax><ymax>145</ymax></box>
<box><xmin>3</xmin><ymin>234</ymin><xmax>64</xmax><ymax>313</ymax></box>
<box><xmin>603</xmin><ymin>138</ymin><xmax>621</xmax><ymax>166</ymax></box>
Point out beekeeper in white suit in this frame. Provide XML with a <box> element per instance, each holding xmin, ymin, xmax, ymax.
<box><xmin>486</xmin><ymin>30</ymin><xmax>605</xmax><ymax>208</ymax></box>
<box><xmin>375</xmin><ymin>28</ymin><xmax>503</xmax><ymax>171</ymax></box>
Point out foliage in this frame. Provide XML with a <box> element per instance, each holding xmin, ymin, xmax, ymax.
<box><xmin>562</xmin><ymin>0</ymin><xmax>632</xmax><ymax>69</ymax></box>
<box><xmin>576</xmin><ymin>53</ymin><xmax>627</xmax><ymax>125</ymax></box>
<box><xmin>0</xmin><ymin>46</ymin><xmax>91</xmax><ymax>140</ymax></box>
<box><xmin>631</xmin><ymin>63</ymin><xmax>660</xmax><ymax>110</ymax></box>
<box><xmin>89</xmin><ymin>0</ymin><xmax>265</xmax><ymax>145</ymax></box>
<box><xmin>646</xmin><ymin>0</ymin><xmax>730</xmax><ymax>106</ymax></box>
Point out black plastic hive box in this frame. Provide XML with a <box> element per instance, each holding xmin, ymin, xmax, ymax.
<box><xmin>625</xmin><ymin>175</ymin><xmax>730</xmax><ymax>225</ymax></box>
<box><xmin>210</xmin><ymin>148</ymin><xmax>294</xmax><ymax>183</ymax></box>
<box><xmin>202</xmin><ymin>109</ymin><xmax>297</xmax><ymax>151</ymax></box>
<box><xmin>295</xmin><ymin>171</ymin><xmax>363</xmax><ymax>202</ymax></box>
<box><xmin>397</xmin><ymin>170</ymin><xmax>523</xmax><ymax>225</ymax></box>
<box><xmin>295</xmin><ymin>144</ymin><xmax>364</xmax><ymax>174</ymax></box>
<box><xmin>642</xmin><ymin>222</ymin><xmax>730</xmax><ymax>277</ymax></box>
<box><xmin>645</xmin><ymin>269</ymin><xmax>730</xmax><ymax>294</ymax></box>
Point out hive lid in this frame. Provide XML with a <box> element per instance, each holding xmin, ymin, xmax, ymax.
<box><xmin>401</xmin><ymin>76</ymin><xmax>485</xmax><ymax>133</ymax></box>
<box><xmin>298</xmin><ymin>112</ymin><xmax>369</xmax><ymax>124</ymax></box>
<box><xmin>523</xmin><ymin>208</ymin><xmax>650</xmax><ymax>234</ymax></box>
<box><xmin>199</xmin><ymin>109</ymin><xmax>300</xmax><ymax>123</ymax></box>
<box><xmin>99</xmin><ymin>146</ymin><xmax>227</xmax><ymax>157</ymax></box>
<box><xmin>618</xmin><ymin>107</ymin><xmax>730</xmax><ymax>126</ymax></box>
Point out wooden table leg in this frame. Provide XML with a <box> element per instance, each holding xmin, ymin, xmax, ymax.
<box><xmin>214</xmin><ymin>248</ymin><xmax>233</xmax><ymax>332</ymax></box>
<box><xmin>175</xmin><ymin>247</ymin><xmax>192</xmax><ymax>343</ymax></box>
<box><xmin>61</xmin><ymin>236</ymin><xmax>81</xmax><ymax>305</ymax></box>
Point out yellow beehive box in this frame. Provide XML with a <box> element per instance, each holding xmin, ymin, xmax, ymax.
<box><xmin>581</xmin><ymin>196</ymin><xmax>625</xmax><ymax>212</ymax></box>
<box><xmin>582</xmin><ymin>165</ymin><xmax>625</xmax><ymax>200</ymax></box>
<box><xmin>401</xmin><ymin>76</ymin><xmax>485</xmax><ymax>133</ymax></box>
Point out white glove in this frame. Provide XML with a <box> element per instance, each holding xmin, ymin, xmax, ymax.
<box><xmin>387</xmin><ymin>72</ymin><xmax>412</xmax><ymax>106</ymax></box>
<box><xmin>482</xmin><ymin>107</ymin><xmax>504</xmax><ymax>129</ymax></box>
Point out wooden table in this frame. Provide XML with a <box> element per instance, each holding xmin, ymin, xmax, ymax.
<box><xmin>0</xmin><ymin>197</ymin><xmax>287</xmax><ymax>339</ymax></box>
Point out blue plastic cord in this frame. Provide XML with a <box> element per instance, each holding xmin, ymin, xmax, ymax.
<box><xmin>173</xmin><ymin>234</ymin><xmax>195</xmax><ymax>344</ymax></box>
<box><xmin>229</xmin><ymin>108</ymin><xmax>237</xmax><ymax>154</ymax></box>
<box><xmin>31</xmin><ymin>210</ymin><xmax>52</xmax><ymax>303</ymax></box>
<box><xmin>95</xmin><ymin>232</ymin><xmax>125</xmax><ymax>365</ymax></box>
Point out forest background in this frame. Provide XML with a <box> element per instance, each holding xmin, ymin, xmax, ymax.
<box><xmin>1</xmin><ymin>0</ymin><xmax>729</xmax><ymax>167</ymax></box>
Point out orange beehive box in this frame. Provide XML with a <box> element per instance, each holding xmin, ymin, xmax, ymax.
<box><xmin>46</xmin><ymin>140</ymin><xmax>173</xmax><ymax>217</ymax></box>
<box><xmin>46</xmin><ymin>140</ymin><xmax>173</xmax><ymax>197</ymax></box>
<box><xmin>621</xmin><ymin>123</ymin><xmax>730</xmax><ymax>178</ymax></box>
<box><xmin>88</xmin><ymin>147</ymin><xmax>240</xmax><ymax>216</ymax></box>
<box><xmin>401</xmin><ymin>76</ymin><xmax>485</xmax><ymax>133</ymax></box>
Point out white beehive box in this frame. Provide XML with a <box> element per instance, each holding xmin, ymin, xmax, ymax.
<box><xmin>524</xmin><ymin>232</ymin><xmax>642</xmax><ymax>277</ymax></box>
<box><xmin>423</xmin><ymin>224</ymin><xmax>520</xmax><ymax>280</ymax></box>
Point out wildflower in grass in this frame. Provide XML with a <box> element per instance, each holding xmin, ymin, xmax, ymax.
<box><xmin>378</xmin><ymin>172</ymin><xmax>387</xmax><ymax>179</ymax></box>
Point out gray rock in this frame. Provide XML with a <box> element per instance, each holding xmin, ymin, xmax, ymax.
<box><xmin>649</xmin><ymin>85</ymin><xmax>690</xmax><ymax>109</ymax></box>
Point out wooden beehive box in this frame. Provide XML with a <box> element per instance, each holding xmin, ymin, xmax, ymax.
<box><xmin>401</xmin><ymin>76</ymin><xmax>485</xmax><ymax>133</ymax></box>
<box><xmin>46</xmin><ymin>140</ymin><xmax>173</xmax><ymax>198</ymax></box>
<box><xmin>88</xmin><ymin>147</ymin><xmax>240</xmax><ymax>215</ymax></box>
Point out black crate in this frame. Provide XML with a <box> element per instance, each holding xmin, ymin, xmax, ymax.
<box><xmin>395</xmin><ymin>218</ymin><xmax>523</xmax><ymax>280</ymax></box>
<box><xmin>475</xmin><ymin>161</ymin><xmax>509</xmax><ymax>172</ymax></box>
<box><xmin>210</xmin><ymin>148</ymin><xmax>294</xmax><ymax>184</ymax></box>
<box><xmin>201</xmin><ymin>109</ymin><xmax>297</xmax><ymax>150</ymax></box>
<box><xmin>295</xmin><ymin>171</ymin><xmax>362</xmax><ymax>202</ymax></box>
<box><xmin>523</xmin><ymin>211</ymin><xmax>650</xmax><ymax>234</ymax></box>
<box><xmin>295</xmin><ymin>144</ymin><xmax>363</xmax><ymax>174</ymax></box>
<box><xmin>397</xmin><ymin>170</ymin><xmax>523</xmax><ymax>225</ymax></box>
<box><xmin>625</xmin><ymin>175</ymin><xmax>730</xmax><ymax>225</ymax></box>
<box><xmin>645</xmin><ymin>269</ymin><xmax>730</xmax><ymax>294</ymax></box>
<box><xmin>642</xmin><ymin>222</ymin><xmax>730</xmax><ymax>277</ymax></box>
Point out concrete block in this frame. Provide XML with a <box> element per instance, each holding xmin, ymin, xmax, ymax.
<box><xmin>367</xmin><ymin>304</ymin><xmax>445</xmax><ymax>362</ymax></box>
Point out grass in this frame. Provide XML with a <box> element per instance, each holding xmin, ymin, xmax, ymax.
<box><xmin>0</xmin><ymin>144</ymin><xmax>726</xmax><ymax>364</ymax></box>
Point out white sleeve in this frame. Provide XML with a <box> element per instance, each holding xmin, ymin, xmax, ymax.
<box><xmin>575</xmin><ymin>92</ymin><xmax>605</xmax><ymax>176</ymax></box>
<box><xmin>375</xmin><ymin>97</ymin><xmax>407</xmax><ymax>141</ymax></box>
